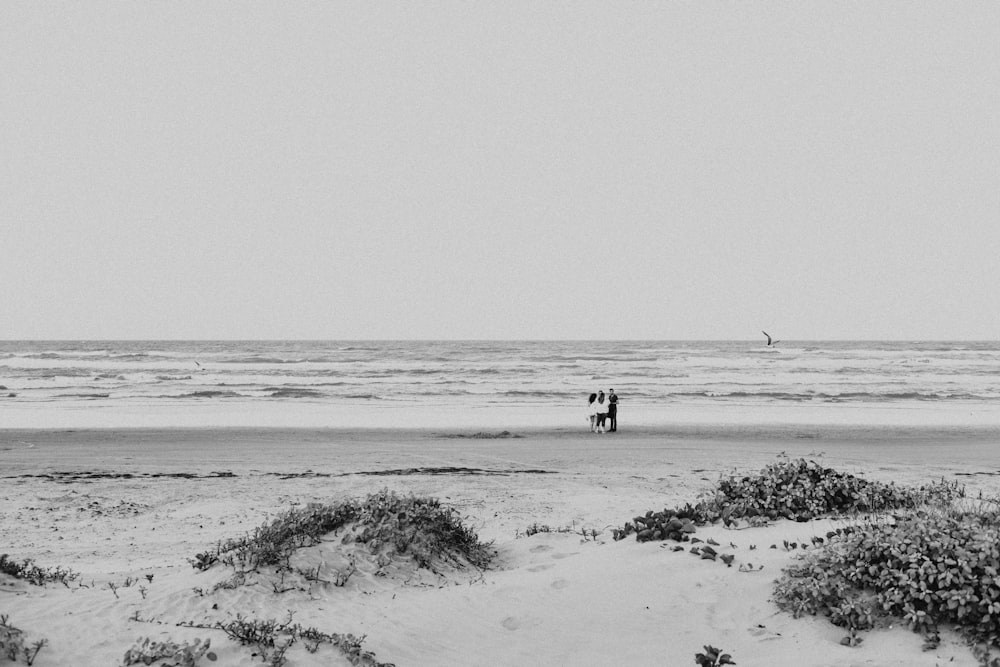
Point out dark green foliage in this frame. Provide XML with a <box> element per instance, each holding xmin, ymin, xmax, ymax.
<box><xmin>773</xmin><ymin>508</ymin><xmax>1000</xmax><ymax>651</ymax></box>
<box><xmin>694</xmin><ymin>645</ymin><xmax>735</xmax><ymax>665</ymax></box>
<box><xmin>0</xmin><ymin>554</ymin><xmax>79</xmax><ymax>587</ymax></box>
<box><xmin>192</xmin><ymin>489</ymin><xmax>494</xmax><ymax>574</ymax></box>
<box><xmin>613</xmin><ymin>459</ymin><xmax>963</xmax><ymax>542</ymax></box>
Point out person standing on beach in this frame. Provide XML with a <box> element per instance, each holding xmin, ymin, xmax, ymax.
<box><xmin>607</xmin><ymin>388</ymin><xmax>618</xmax><ymax>432</ymax></box>
<box><xmin>596</xmin><ymin>391</ymin><xmax>608</xmax><ymax>433</ymax></box>
<box><xmin>587</xmin><ymin>392</ymin><xmax>598</xmax><ymax>432</ymax></box>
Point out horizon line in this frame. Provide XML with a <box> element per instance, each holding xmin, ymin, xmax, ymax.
<box><xmin>1</xmin><ymin>337</ymin><xmax>997</xmax><ymax>343</ymax></box>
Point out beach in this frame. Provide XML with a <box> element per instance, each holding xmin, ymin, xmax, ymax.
<box><xmin>6</xmin><ymin>0</ymin><xmax>1000</xmax><ymax>660</ymax></box>
<box><xmin>3</xmin><ymin>425</ymin><xmax>999</xmax><ymax>666</ymax></box>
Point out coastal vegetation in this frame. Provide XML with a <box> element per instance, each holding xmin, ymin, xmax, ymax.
<box><xmin>191</xmin><ymin>488</ymin><xmax>495</xmax><ymax>575</ymax></box>
<box><xmin>614</xmin><ymin>456</ymin><xmax>1000</xmax><ymax>660</ymax></box>
<box><xmin>121</xmin><ymin>637</ymin><xmax>212</xmax><ymax>667</ymax></box>
<box><xmin>773</xmin><ymin>504</ymin><xmax>1000</xmax><ymax>663</ymax></box>
<box><xmin>0</xmin><ymin>614</ymin><xmax>46</xmax><ymax>666</ymax></box>
<box><xmin>695</xmin><ymin>644</ymin><xmax>736</xmax><ymax>666</ymax></box>
<box><xmin>613</xmin><ymin>457</ymin><xmax>963</xmax><ymax>541</ymax></box>
<box><xmin>0</xmin><ymin>555</ymin><xmax>79</xmax><ymax>587</ymax></box>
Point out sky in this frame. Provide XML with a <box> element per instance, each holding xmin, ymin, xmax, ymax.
<box><xmin>2</xmin><ymin>2</ymin><xmax>998</xmax><ymax>340</ymax></box>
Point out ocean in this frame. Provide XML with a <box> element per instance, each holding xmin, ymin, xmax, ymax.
<box><xmin>0</xmin><ymin>340</ymin><xmax>998</xmax><ymax>430</ymax></box>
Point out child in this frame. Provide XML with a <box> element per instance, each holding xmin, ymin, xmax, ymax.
<box><xmin>587</xmin><ymin>393</ymin><xmax>598</xmax><ymax>432</ymax></box>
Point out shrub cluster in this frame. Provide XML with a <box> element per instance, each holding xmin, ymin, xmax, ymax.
<box><xmin>773</xmin><ymin>508</ymin><xmax>1000</xmax><ymax>652</ymax></box>
<box><xmin>122</xmin><ymin>637</ymin><xmax>212</xmax><ymax>666</ymax></box>
<box><xmin>714</xmin><ymin>459</ymin><xmax>961</xmax><ymax>521</ymax></box>
<box><xmin>695</xmin><ymin>645</ymin><xmax>735</xmax><ymax>666</ymax></box>
<box><xmin>615</xmin><ymin>509</ymin><xmax>699</xmax><ymax>543</ymax></box>
<box><xmin>218</xmin><ymin>613</ymin><xmax>392</xmax><ymax>667</ymax></box>
<box><xmin>192</xmin><ymin>489</ymin><xmax>494</xmax><ymax>574</ymax></box>
<box><xmin>613</xmin><ymin>458</ymin><xmax>963</xmax><ymax>542</ymax></box>
<box><xmin>0</xmin><ymin>615</ymin><xmax>46</xmax><ymax>665</ymax></box>
<box><xmin>0</xmin><ymin>555</ymin><xmax>79</xmax><ymax>587</ymax></box>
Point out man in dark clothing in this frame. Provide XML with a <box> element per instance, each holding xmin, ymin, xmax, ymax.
<box><xmin>607</xmin><ymin>388</ymin><xmax>618</xmax><ymax>432</ymax></box>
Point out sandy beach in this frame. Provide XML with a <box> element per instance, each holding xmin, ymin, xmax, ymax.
<box><xmin>2</xmin><ymin>426</ymin><xmax>999</xmax><ymax>666</ymax></box>
<box><xmin>5</xmin><ymin>0</ymin><xmax>1000</xmax><ymax>660</ymax></box>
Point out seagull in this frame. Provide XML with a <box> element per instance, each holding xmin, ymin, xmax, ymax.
<box><xmin>762</xmin><ymin>331</ymin><xmax>780</xmax><ymax>347</ymax></box>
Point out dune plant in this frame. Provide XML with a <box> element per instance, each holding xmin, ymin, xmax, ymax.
<box><xmin>191</xmin><ymin>489</ymin><xmax>494</xmax><ymax>575</ymax></box>
<box><xmin>0</xmin><ymin>615</ymin><xmax>46</xmax><ymax>665</ymax></box>
<box><xmin>694</xmin><ymin>644</ymin><xmax>735</xmax><ymax>665</ymax></box>
<box><xmin>121</xmin><ymin>637</ymin><xmax>212</xmax><ymax>666</ymax></box>
<box><xmin>218</xmin><ymin>613</ymin><xmax>392</xmax><ymax>667</ymax></box>
<box><xmin>613</xmin><ymin>458</ymin><xmax>963</xmax><ymax>542</ymax></box>
<box><xmin>773</xmin><ymin>506</ymin><xmax>1000</xmax><ymax>653</ymax></box>
<box><xmin>0</xmin><ymin>555</ymin><xmax>79</xmax><ymax>587</ymax></box>
<box><xmin>517</xmin><ymin>522</ymin><xmax>600</xmax><ymax>540</ymax></box>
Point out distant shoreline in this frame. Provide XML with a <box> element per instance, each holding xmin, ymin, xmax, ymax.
<box><xmin>3</xmin><ymin>422</ymin><xmax>999</xmax><ymax>445</ymax></box>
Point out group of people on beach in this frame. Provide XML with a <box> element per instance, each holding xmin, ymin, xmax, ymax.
<box><xmin>587</xmin><ymin>389</ymin><xmax>618</xmax><ymax>433</ymax></box>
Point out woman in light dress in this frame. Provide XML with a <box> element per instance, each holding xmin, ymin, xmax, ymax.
<box><xmin>595</xmin><ymin>390</ymin><xmax>609</xmax><ymax>433</ymax></box>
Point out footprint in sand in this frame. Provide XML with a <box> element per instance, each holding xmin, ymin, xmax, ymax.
<box><xmin>529</xmin><ymin>544</ymin><xmax>552</xmax><ymax>553</ymax></box>
<box><xmin>550</xmin><ymin>578</ymin><xmax>569</xmax><ymax>590</ymax></box>
<box><xmin>502</xmin><ymin>616</ymin><xmax>521</xmax><ymax>631</ymax></box>
<box><xmin>550</xmin><ymin>552</ymin><xmax>578</xmax><ymax>560</ymax></box>
<box><xmin>527</xmin><ymin>563</ymin><xmax>554</xmax><ymax>572</ymax></box>
<box><xmin>748</xmin><ymin>624</ymin><xmax>782</xmax><ymax>641</ymax></box>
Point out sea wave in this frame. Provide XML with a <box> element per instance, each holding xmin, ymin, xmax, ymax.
<box><xmin>265</xmin><ymin>387</ymin><xmax>326</xmax><ymax>399</ymax></box>
<box><xmin>501</xmin><ymin>390</ymin><xmax>581</xmax><ymax>398</ymax></box>
<box><xmin>169</xmin><ymin>390</ymin><xmax>247</xmax><ymax>399</ymax></box>
<box><xmin>55</xmin><ymin>393</ymin><xmax>110</xmax><ymax>399</ymax></box>
<box><xmin>676</xmin><ymin>390</ymin><xmax>994</xmax><ymax>402</ymax></box>
<box><xmin>13</xmin><ymin>369</ymin><xmax>95</xmax><ymax>378</ymax></box>
<box><xmin>217</xmin><ymin>356</ymin><xmax>306</xmax><ymax>364</ymax></box>
<box><xmin>2</xmin><ymin>340</ymin><xmax>997</xmax><ymax>416</ymax></box>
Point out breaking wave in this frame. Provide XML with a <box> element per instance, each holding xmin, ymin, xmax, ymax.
<box><xmin>170</xmin><ymin>390</ymin><xmax>247</xmax><ymax>399</ymax></box>
<box><xmin>265</xmin><ymin>388</ymin><xmax>326</xmax><ymax>399</ymax></box>
<box><xmin>676</xmin><ymin>390</ymin><xmax>992</xmax><ymax>402</ymax></box>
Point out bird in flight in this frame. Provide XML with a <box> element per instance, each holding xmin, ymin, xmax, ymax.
<box><xmin>762</xmin><ymin>331</ymin><xmax>780</xmax><ymax>347</ymax></box>
<box><xmin>194</xmin><ymin>361</ymin><xmax>202</xmax><ymax>368</ymax></box>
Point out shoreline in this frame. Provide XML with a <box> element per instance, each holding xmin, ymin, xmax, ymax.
<box><xmin>3</xmin><ymin>396</ymin><xmax>1000</xmax><ymax>431</ymax></box>
<box><xmin>4</xmin><ymin>420</ymin><xmax>1000</xmax><ymax>439</ymax></box>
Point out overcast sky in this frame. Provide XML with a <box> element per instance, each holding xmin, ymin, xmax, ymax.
<box><xmin>2</xmin><ymin>3</ymin><xmax>998</xmax><ymax>340</ymax></box>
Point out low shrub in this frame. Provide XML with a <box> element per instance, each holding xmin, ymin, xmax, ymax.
<box><xmin>192</xmin><ymin>489</ymin><xmax>494</xmax><ymax>574</ymax></box>
<box><xmin>218</xmin><ymin>613</ymin><xmax>392</xmax><ymax>667</ymax></box>
<box><xmin>713</xmin><ymin>458</ymin><xmax>960</xmax><ymax>521</ymax></box>
<box><xmin>613</xmin><ymin>458</ymin><xmax>963</xmax><ymax>542</ymax></box>
<box><xmin>773</xmin><ymin>507</ymin><xmax>1000</xmax><ymax>652</ymax></box>
<box><xmin>0</xmin><ymin>614</ymin><xmax>47</xmax><ymax>665</ymax></box>
<box><xmin>122</xmin><ymin>637</ymin><xmax>212</xmax><ymax>666</ymax></box>
<box><xmin>0</xmin><ymin>555</ymin><xmax>79</xmax><ymax>587</ymax></box>
<box><xmin>695</xmin><ymin>644</ymin><xmax>735</xmax><ymax>666</ymax></box>
<box><xmin>517</xmin><ymin>523</ymin><xmax>600</xmax><ymax>540</ymax></box>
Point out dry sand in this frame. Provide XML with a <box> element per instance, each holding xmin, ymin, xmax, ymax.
<box><xmin>2</xmin><ymin>426</ymin><xmax>999</xmax><ymax>666</ymax></box>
